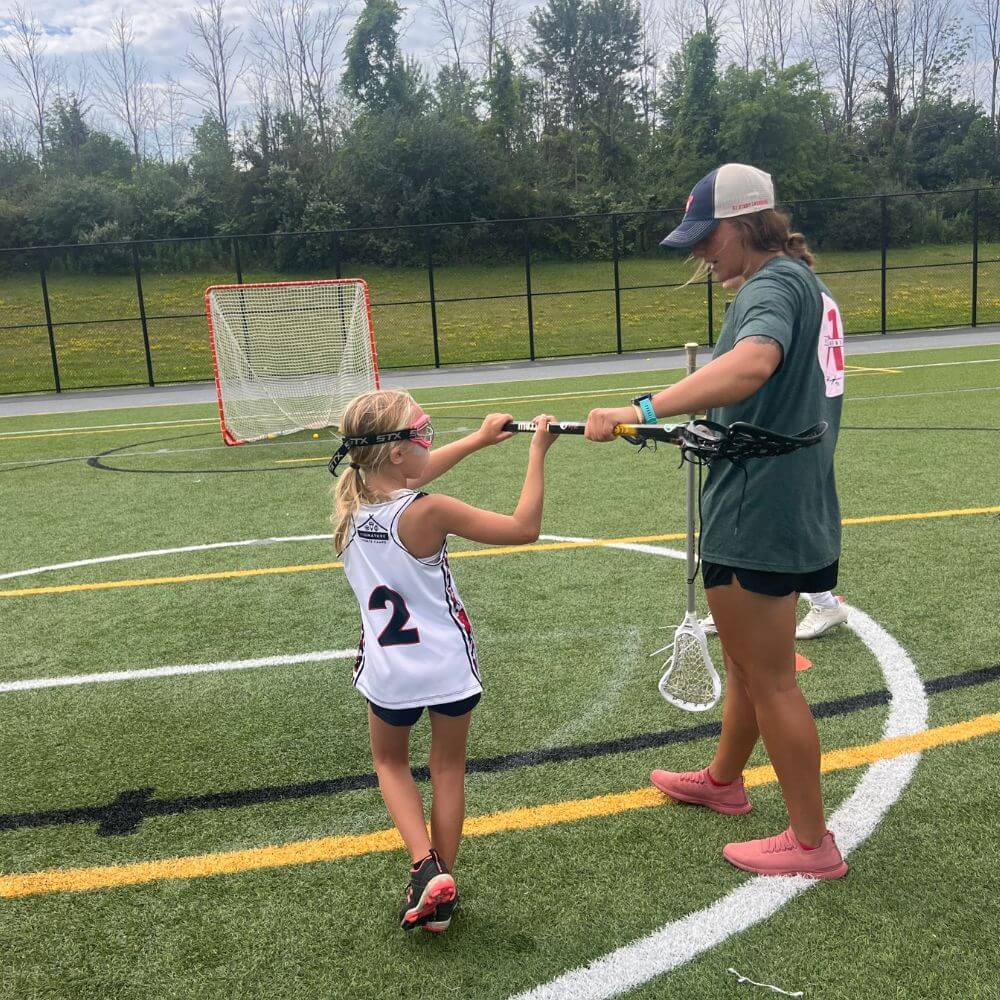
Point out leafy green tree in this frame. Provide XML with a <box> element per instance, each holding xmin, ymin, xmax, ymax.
<box><xmin>662</xmin><ymin>27</ymin><xmax>721</xmax><ymax>185</ymax></box>
<box><xmin>189</xmin><ymin>112</ymin><xmax>237</xmax><ymax>231</ymax></box>
<box><xmin>717</xmin><ymin>62</ymin><xmax>844</xmax><ymax>200</ymax></box>
<box><xmin>434</xmin><ymin>64</ymin><xmax>479</xmax><ymax>123</ymax></box>
<box><xmin>577</xmin><ymin>0</ymin><xmax>645</xmax><ymax>170</ymax></box>
<box><xmin>898</xmin><ymin>98</ymin><xmax>997</xmax><ymax>189</ymax></box>
<box><xmin>335</xmin><ymin>111</ymin><xmax>501</xmax><ymax>237</ymax></box>
<box><xmin>26</xmin><ymin>175</ymin><xmax>124</xmax><ymax>245</ymax></box>
<box><xmin>45</xmin><ymin>97</ymin><xmax>132</xmax><ymax>179</ymax></box>
<box><xmin>342</xmin><ymin>0</ymin><xmax>427</xmax><ymax>115</ymax></box>
<box><xmin>484</xmin><ymin>46</ymin><xmax>536</xmax><ymax>155</ymax></box>
<box><xmin>528</xmin><ymin>0</ymin><xmax>586</xmax><ymax>132</ymax></box>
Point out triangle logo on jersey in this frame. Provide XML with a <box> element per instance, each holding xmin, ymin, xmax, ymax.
<box><xmin>357</xmin><ymin>516</ymin><xmax>389</xmax><ymax>543</ymax></box>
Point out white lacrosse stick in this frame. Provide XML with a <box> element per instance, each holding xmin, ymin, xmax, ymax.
<box><xmin>651</xmin><ymin>342</ymin><xmax>722</xmax><ymax>712</ymax></box>
<box><xmin>652</xmin><ymin>611</ymin><xmax>721</xmax><ymax>712</ymax></box>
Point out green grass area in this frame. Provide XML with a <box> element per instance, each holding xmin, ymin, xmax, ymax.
<box><xmin>0</xmin><ymin>344</ymin><xmax>999</xmax><ymax>998</ymax></box>
<box><xmin>4</xmin><ymin>242</ymin><xmax>1000</xmax><ymax>393</ymax></box>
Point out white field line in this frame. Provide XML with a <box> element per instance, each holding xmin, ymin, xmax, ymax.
<box><xmin>0</xmin><ymin>649</ymin><xmax>356</xmax><ymax>694</ymax></box>
<box><xmin>0</xmin><ymin>535</ymin><xmax>333</xmax><ymax>582</ymax></box>
<box><xmin>0</xmin><ymin>428</ymin><xmax>471</xmax><ymax>470</ymax></box>
<box><xmin>5</xmin><ymin>347</ymin><xmax>999</xmax><ymax>424</ymax></box>
<box><xmin>0</xmin><ymin>384</ymin><xmax>673</xmax><ymax>441</ymax></box>
<box><xmin>887</xmin><ymin>357</ymin><xmax>1000</xmax><ymax>370</ymax></box>
<box><xmin>4</xmin><ymin>352</ymin><xmax>998</xmax><ymax>434</ymax></box>
<box><xmin>5</xmin><ymin>355</ymin><xmax>999</xmax><ymax>445</ymax></box>
<box><xmin>509</xmin><ymin>545</ymin><xmax>928</xmax><ymax>1000</ymax></box>
<box><xmin>849</xmin><ymin>384</ymin><xmax>1000</xmax><ymax>402</ymax></box>
<box><xmin>6</xmin><ymin>377</ymin><xmax>996</xmax><ymax>468</ymax></box>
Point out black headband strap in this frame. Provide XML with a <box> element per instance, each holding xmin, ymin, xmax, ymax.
<box><xmin>327</xmin><ymin>426</ymin><xmax>424</xmax><ymax>476</ymax></box>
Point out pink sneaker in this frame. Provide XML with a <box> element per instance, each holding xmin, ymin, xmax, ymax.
<box><xmin>650</xmin><ymin>767</ymin><xmax>752</xmax><ymax>815</ymax></box>
<box><xmin>723</xmin><ymin>827</ymin><xmax>848</xmax><ymax>879</ymax></box>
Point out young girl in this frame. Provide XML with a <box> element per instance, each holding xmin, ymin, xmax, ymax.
<box><xmin>331</xmin><ymin>389</ymin><xmax>557</xmax><ymax>931</ymax></box>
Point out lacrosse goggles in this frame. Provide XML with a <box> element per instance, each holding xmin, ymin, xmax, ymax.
<box><xmin>328</xmin><ymin>410</ymin><xmax>435</xmax><ymax>475</ymax></box>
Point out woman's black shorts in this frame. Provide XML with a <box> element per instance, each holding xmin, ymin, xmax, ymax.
<box><xmin>367</xmin><ymin>692</ymin><xmax>482</xmax><ymax>727</ymax></box>
<box><xmin>702</xmin><ymin>559</ymin><xmax>838</xmax><ymax>598</ymax></box>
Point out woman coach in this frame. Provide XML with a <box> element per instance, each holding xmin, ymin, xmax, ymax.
<box><xmin>584</xmin><ymin>163</ymin><xmax>849</xmax><ymax>878</ymax></box>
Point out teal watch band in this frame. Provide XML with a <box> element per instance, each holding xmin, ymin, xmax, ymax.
<box><xmin>633</xmin><ymin>393</ymin><xmax>657</xmax><ymax>423</ymax></box>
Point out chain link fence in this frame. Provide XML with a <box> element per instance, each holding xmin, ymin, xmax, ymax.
<box><xmin>1</xmin><ymin>188</ymin><xmax>996</xmax><ymax>395</ymax></box>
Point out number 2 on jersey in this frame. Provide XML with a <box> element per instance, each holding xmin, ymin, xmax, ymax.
<box><xmin>368</xmin><ymin>586</ymin><xmax>421</xmax><ymax>646</ymax></box>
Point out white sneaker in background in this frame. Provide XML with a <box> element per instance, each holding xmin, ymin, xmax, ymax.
<box><xmin>699</xmin><ymin>614</ymin><xmax>717</xmax><ymax>635</ymax></box>
<box><xmin>795</xmin><ymin>603</ymin><xmax>848</xmax><ymax>639</ymax></box>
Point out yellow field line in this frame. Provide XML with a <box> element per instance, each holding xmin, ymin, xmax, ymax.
<box><xmin>841</xmin><ymin>505</ymin><xmax>1000</xmax><ymax>525</ymax></box>
<box><xmin>3</xmin><ymin>506</ymin><xmax>999</xmax><ymax>599</ymax></box>
<box><xmin>2</xmin><ymin>711</ymin><xmax>997</xmax><ymax>900</ymax></box>
<box><xmin>0</xmin><ymin>420</ymin><xmax>218</xmax><ymax>443</ymax></box>
<box><xmin>844</xmin><ymin>364</ymin><xmax>903</xmax><ymax>375</ymax></box>
<box><xmin>0</xmin><ymin>536</ymin><xmax>686</xmax><ymax>598</ymax></box>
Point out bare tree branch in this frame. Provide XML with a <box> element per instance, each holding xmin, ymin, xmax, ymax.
<box><xmin>866</xmin><ymin>0</ymin><xmax>908</xmax><ymax>131</ymax></box>
<box><xmin>0</xmin><ymin>3</ymin><xmax>58</xmax><ymax>156</ymax></box>
<box><xmin>727</xmin><ymin>0</ymin><xmax>765</xmax><ymax>70</ymax></box>
<box><xmin>458</xmin><ymin>0</ymin><xmax>518</xmax><ymax>82</ymax></box>
<box><xmin>96</xmin><ymin>10</ymin><xmax>151</xmax><ymax>166</ymax></box>
<box><xmin>249</xmin><ymin>0</ymin><xmax>345</xmax><ymax>145</ymax></box>
<box><xmin>183</xmin><ymin>0</ymin><xmax>246</xmax><ymax>138</ymax></box>
<box><xmin>810</xmin><ymin>0</ymin><xmax>870</xmax><ymax>129</ymax></box>
<box><xmin>972</xmin><ymin>0</ymin><xmax>1000</xmax><ymax>129</ymax></box>
<box><xmin>423</xmin><ymin>0</ymin><xmax>471</xmax><ymax>71</ymax></box>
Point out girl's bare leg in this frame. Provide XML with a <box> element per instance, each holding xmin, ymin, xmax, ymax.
<box><xmin>427</xmin><ymin>709</ymin><xmax>473</xmax><ymax>870</ymax></box>
<box><xmin>707</xmin><ymin>579</ymin><xmax>826</xmax><ymax>846</ymax></box>
<box><xmin>368</xmin><ymin>708</ymin><xmax>431</xmax><ymax>863</ymax></box>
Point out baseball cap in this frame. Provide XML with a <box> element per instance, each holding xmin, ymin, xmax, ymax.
<box><xmin>660</xmin><ymin>164</ymin><xmax>775</xmax><ymax>249</ymax></box>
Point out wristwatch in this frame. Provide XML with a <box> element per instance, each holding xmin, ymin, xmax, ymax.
<box><xmin>632</xmin><ymin>392</ymin><xmax>657</xmax><ymax>423</ymax></box>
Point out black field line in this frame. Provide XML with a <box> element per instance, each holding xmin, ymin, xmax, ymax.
<box><xmin>1</xmin><ymin>663</ymin><xmax>996</xmax><ymax>839</ymax></box>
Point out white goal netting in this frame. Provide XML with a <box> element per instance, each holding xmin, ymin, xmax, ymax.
<box><xmin>206</xmin><ymin>279</ymin><xmax>379</xmax><ymax>445</ymax></box>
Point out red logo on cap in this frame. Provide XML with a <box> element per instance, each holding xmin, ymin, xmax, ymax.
<box><xmin>685</xmin><ymin>194</ymin><xmax>694</xmax><ymax>214</ymax></box>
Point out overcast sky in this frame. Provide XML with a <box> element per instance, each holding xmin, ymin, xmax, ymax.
<box><xmin>2</xmin><ymin>0</ymin><xmax>512</xmax><ymax>89</ymax></box>
<box><xmin>2</xmin><ymin>0</ymin><xmax>993</xmax><ymax>138</ymax></box>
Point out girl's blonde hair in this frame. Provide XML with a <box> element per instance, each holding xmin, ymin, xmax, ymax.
<box><xmin>332</xmin><ymin>389</ymin><xmax>418</xmax><ymax>553</ymax></box>
<box><xmin>686</xmin><ymin>208</ymin><xmax>815</xmax><ymax>284</ymax></box>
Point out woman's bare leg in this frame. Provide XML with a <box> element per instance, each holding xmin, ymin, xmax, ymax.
<box><xmin>706</xmin><ymin>645</ymin><xmax>760</xmax><ymax>784</ymax></box>
<box><xmin>708</xmin><ymin>579</ymin><xmax>826</xmax><ymax>846</ymax></box>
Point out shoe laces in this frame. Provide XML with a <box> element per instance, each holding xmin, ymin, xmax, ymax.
<box><xmin>764</xmin><ymin>829</ymin><xmax>800</xmax><ymax>854</ymax></box>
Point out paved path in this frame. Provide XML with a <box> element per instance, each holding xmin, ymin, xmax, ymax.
<box><xmin>3</xmin><ymin>325</ymin><xmax>999</xmax><ymax>418</ymax></box>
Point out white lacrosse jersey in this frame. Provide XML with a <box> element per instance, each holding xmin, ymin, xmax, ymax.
<box><xmin>341</xmin><ymin>489</ymin><xmax>482</xmax><ymax>709</ymax></box>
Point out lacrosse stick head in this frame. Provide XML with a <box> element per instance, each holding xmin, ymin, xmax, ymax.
<box><xmin>657</xmin><ymin>612</ymin><xmax>722</xmax><ymax>712</ymax></box>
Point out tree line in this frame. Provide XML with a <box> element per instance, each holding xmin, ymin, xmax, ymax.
<box><xmin>1</xmin><ymin>0</ymin><xmax>999</xmax><ymax>265</ymax></box>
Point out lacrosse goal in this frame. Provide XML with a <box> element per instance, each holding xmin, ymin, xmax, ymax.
<box><xmin>206</xmin><ymin>279</ymin><xmax>379</xmax><ymax>445</ymax></box>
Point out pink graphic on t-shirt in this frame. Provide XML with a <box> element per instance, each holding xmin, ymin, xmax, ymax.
<box><xmin>818</xmin><ymin>292</ymin><xmax>845</xmax><ymax>398</ymax></box>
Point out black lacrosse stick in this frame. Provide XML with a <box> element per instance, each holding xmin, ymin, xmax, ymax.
<box><xmin>499</xmin><ymin>419</ymin><xmax>827</xmax><ymax>464</ymax></box>
<box><xmin>678</xmin><ymin>419</ymin><xmax>828</xmax><ymax>465</ymax></box>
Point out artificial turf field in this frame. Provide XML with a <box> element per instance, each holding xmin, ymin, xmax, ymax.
<box><xmin>1</xmin><ymin>342</ymin><xmax>999</xmax><ymax>999</ymax></box>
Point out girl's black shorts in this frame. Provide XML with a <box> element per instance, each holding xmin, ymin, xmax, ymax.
<box><xmin>702</xmin><ymin>559</ymin><xmax>838</xmax><ymax>598</ymax></box>
<box><xmin>367</xmin><ymin>692</ymin><xmax>481</xmax><ymax>727</ymax></box>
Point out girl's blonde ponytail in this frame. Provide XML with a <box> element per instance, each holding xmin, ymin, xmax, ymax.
<box><xmin>331</xmin><ymin>390</ymin><xmax>416</xmax><ymax>553</ymax></box>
